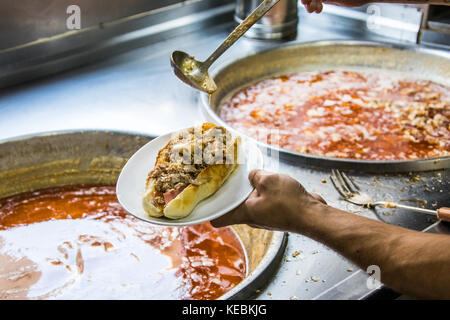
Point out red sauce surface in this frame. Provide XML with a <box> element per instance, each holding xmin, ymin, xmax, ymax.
<box><xmin>220</xmin><ymin>70</ymin><xmax>450</xmax><ymax>160</ymax></box>
<box><xmin>0</xmin><ymin>185</ymin><xmax>246</xmax><ymax>300</ymax></box>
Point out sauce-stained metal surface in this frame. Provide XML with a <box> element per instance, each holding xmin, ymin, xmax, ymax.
<box><xmin>0</xmin><ymin>9</ymin><xmax>448</xmax><ymax>299</ymax></box>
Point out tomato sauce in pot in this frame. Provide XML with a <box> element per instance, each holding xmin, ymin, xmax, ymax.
<box><xmin>220</xmin><ymin>70</ymin><xmax>450</xmax><ymax>160</ymax></box>
<box><xmin>0</xmin><ymin>185</ymin><xmax>246</xmax><ymax>300</ymax></box>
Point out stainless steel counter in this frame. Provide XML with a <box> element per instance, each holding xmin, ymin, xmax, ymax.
<box><xmin>0</xmin><ymin>6</ymin><xmax>448</xmax><ymax>300</ymax></box>
<box><xmin>0</xmin><ymin>7</ymin><xmax>395</xmax><ymax>140</ymax></box>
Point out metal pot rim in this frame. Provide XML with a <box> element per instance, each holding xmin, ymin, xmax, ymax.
<box><xmin>0</xmin><ymin>128</ymin><xmax>158</xmax><ymax>146</ymax></box>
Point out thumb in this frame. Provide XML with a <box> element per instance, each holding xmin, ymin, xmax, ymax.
<box><xmin>248</xmin><ymin>169</ymin><xmax>271</xmax><ymax>193</ymax></box>
<box><xmin>211</xmin><ymin>202</ymin><xmax>248</xmax><ymax>228</ymax></box>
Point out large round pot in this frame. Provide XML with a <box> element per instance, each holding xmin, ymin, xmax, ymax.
<box><xmin>0</xmin><ymin>130</ymin><xmax>286</xmax><ymax>300</ymax></box>
<box><xmin>200</xmin><ymin>40</ymin><xmax>450</xmax><ymax>173</ymax></box>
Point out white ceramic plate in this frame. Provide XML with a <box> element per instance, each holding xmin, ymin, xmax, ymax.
<box><xmin>116</xmin><ymin>128</ymin><xmax>263</xmax><ymax>226</ymax></box>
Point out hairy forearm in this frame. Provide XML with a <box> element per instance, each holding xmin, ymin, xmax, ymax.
<box><xmin>298</xmin><ymin>203</ymin><xmax>450</xmax><ymax>299</ymax></box>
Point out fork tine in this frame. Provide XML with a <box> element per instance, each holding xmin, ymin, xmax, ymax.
<box><xmin>330</xmin><ymin>174</ymin><xmax>347</xmax><ymax>198</ymax></box>
<box><xmin>333</xmin><ymin>169</ymin><xmax>351</xmax><ymax>194</ymax></box>
<box><xmin>330</xmin><ymin>169</ymin><xmax>350</xmax><ymax>197</ymax></box>
<box><xmin>335</xmin><ymin>170</ymin><xmax>355</xmax><ymax>194</ymax></box>
<box><xmin>340</xmin><ymin>171</ymin><xmax>360</xmax><ymax>193</ymax></box>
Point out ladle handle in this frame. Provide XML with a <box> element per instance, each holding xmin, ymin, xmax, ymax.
<box><xmin>203</xmin><ymin>0</ymin><xmax>280</xmax><ymax>69</ymax></box>
<box><xmin>437</xmin><ymin>207</ymin><xmax>450</xmax><ymax>222</ymax></box>
<box><xmin>377</xmin><ymin>202</ymin><xmax>450</xmax><ymax>222</ymax></box>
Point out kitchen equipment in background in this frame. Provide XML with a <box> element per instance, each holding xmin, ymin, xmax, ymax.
<box><xmin>315</xmin><ymin>4</ymin><xmax>424</xmax><ymax>43</ymax></box>
<box><xmin>330</xmin><ymin>170</ymin><xmax>450</xmax><ymax>222</ymax></box>
<box><xmin>420</xmin><ymin>5</ymin><xmax>450</xmax><ymax>49</ymax></box>
<box><xmin>0</xmin><ymin>0</ymin><xmax>236</xmax><ymax>89</ymax></box>
<box><xmin>1</xmin><ymin>1</ymin><xmax>448</xmax><ymax>89</ymax></box>
<box><xmin>235</xmin><ymin>0</ymin><xmax>298</xmax><ymax>39</ymax></box>
<box><xmin>308</xmin><ymin>3</ymin><xmax>449</xmax><ymax>48</ymax></box>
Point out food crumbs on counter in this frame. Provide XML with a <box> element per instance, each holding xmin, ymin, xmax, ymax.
<box><xmin>312</xmin><ymin>250</ymin><xmax>320</xmax><ymax>254</ymax></box>
<box><xmin>267</xmin><ymin>292</ymin><xmax>272</xmax><ymax>296</ymax></box>
<box><xmin>411</xmin><ymin>176</ymin><xmax>421</xmax><ymax>182</ymax></box>
<box><xmin>311</xmin><ymin>276</ymin><xmax>320</xmax><ymax>282</ymax></box>
<box><xmin>292</xmin><ymin>250</ymin><xmax>301</xmax><ymax>258</ymax></box>
<box><xmin>321</xmin><ymin>179</ymin><xmax>327</xmax><ymax>183</ymax></box>
<box><xmin>401</xmin><ymin>198</ymin><xmax>427</xmax><ymax>205</ymax></box>
<box><xmin>347</xmin><ymin>204</ymin><xmax>362</xmax><ymax>213</ymax></box>
<box><xmin>384</xmin><ymin>202</ymin><xmax>397</xmax><ymax>208</ymax></box>
<box><xmin>255</xmin><ymin>289</ymin><xmax>261</xmax><ymax>293</ymax></box>
<box><xmin>347</xmin><ymin>268</ymin><xmax>353</xmax><ymax>272</ymax></box>
<box><xmin>290</xmin><ymin>296</ymin><xmax>298</xmax><ymax>300</ymax></box>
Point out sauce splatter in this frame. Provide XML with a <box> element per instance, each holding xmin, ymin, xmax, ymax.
<box><xmin>0</xmin><ymin>185</ymin><xmax>246</xmax><ymax>300</ymax></box>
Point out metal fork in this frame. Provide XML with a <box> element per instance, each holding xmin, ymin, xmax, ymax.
<box><xmin>330</xmin><ymin>169</ymin><xmax>450</xmax><ymax>222</ymax></box>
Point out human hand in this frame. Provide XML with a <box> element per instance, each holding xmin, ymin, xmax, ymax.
<box><xmin>211</xmin><ymin>170</ymin><xmax>327</xmax><ymax>233</ymax></box>
<box><xmin>301</xmin><ymin>0</ymin><xmax>373</xmax><ymax>13</ymax></box>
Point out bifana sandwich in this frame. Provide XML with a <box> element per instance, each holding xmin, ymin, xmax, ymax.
<box><xmin>142</xmin><ymin>123</ymin><xmax>240</xmax><ymax>219</ymax></box>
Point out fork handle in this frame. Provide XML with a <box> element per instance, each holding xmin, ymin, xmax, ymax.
<box><xmin>376</xmin><ymin>202</ymin><xmax>450</xmax><ymax>222</ymax></box>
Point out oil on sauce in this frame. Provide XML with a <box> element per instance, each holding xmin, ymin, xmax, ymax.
<box><xmin>0</xmin><ymin>185</ymin><xmax>246</xmax><ymax>300</ymax></box>
<box><xmin>220</xmin><ymin>70</ymin><xmax>449</xmax><ymax>160</ymax></box>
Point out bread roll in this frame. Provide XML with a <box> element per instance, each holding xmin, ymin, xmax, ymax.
<box><xmin>143</xmin><ymin>123</ymin><xmax>239</xmax><ymax>219</ymax></box>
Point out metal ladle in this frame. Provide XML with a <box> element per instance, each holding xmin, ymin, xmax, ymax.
<box><xmin>170</xmin><ymin>0</ymin><xmax>280</xmax><ymax>94</ymax></box>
